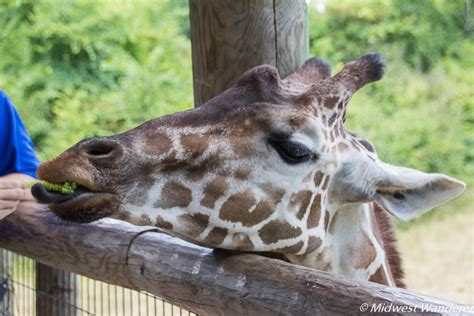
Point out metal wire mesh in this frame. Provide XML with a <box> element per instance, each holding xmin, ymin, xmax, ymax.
<box><xmin>0</xmin><ymin>249</ymin><xmax>196</xmax><ymax>316</ymax></box>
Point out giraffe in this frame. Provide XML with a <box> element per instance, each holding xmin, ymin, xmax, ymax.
<box><xmin>31</xmin><ymin>53</ymin><xmax>465</xmax><ymax>287</ymax></box>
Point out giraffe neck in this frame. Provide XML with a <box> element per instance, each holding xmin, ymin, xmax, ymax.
<box><xmin>286</xmin><ymin>202</ymin><xmax>396</xmax><ymax>286</ymax></box>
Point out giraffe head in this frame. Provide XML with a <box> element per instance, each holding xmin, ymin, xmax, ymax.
<box><xmin>33</xmin><ymin>53</ymin><xmax>465</xmax><ymax>255</ymax></box>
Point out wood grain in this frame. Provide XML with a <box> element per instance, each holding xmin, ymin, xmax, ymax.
<box><xmin>189</xmin><ymin>0</ymin><xmax>308</xmax><ymax>106</ymax></box>
<box><xmin>0</xmin><ymin>202</ymin><xmax>463</xmax><ymax>315</ymax></box>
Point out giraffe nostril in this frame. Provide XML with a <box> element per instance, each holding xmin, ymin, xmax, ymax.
<box><xmin>81</xmin><ymin>139</ymin><xmax>121</xmax><ymax>159</ymax></box>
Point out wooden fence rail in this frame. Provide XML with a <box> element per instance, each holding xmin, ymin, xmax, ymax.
<box><xmin>0</xmin><ymin>202</ymin><xmax>467</xmax><ymax>315</ymax></box>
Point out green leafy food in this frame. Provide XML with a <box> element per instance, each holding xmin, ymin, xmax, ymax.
<box><xmin>25</xmin><ymin>180</ymin><xmax>77</xmax><ymax>194</ymax></box>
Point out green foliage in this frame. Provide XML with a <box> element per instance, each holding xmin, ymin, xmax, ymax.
<box><xmin>0</xmin><ymin>1</ymin><xmax>193</xmax><ymax>160</ymax></box>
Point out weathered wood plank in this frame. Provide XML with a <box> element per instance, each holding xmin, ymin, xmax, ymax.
<box><xmin>0</xmin><ymin>202</ymin><xmax>465</xmax><ymax>315</ymax></box>
<box><xmin>189</xmin><ymin>0</ymin><xmax>308</xmax><ymax>106</ymax></box>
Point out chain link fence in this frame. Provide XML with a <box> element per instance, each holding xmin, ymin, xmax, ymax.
<box><xmin>0</xmin><ymin>249</ymin><xmax>196</xmax><ymax>316</ymax></box>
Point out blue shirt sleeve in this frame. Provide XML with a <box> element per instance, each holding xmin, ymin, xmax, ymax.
<box><xmin>0</xmin><ymin>90</ymin><xmax>40</xmax><ymax>178</ymax></box>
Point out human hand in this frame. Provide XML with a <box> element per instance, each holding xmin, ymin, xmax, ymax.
<box><xmin>0</xmin><ymin>180</ymin><xmax>35</xmax><ymax>220</ymax></box>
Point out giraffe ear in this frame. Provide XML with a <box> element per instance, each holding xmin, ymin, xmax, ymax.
<box><xmin>331</xmin><ymin>158</ymin><xmax>466</xmax><ymax>221</ymax></box>
<box><xmin>373</xmin><ymin>163</ymin><xmax>466</xmax><ymax>221</ymax></box>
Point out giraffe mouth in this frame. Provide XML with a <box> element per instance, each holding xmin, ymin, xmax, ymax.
<box><xmin>31</xmin><ymin>183</ymin><xmax>93</xmax><ymax>204</ymax></box>
<box><xmin>31</xmin><ymin>183</ymin><xmax>118</xmax><ymax>223</ymax></box>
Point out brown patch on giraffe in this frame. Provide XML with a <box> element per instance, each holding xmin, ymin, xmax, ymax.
<box><xmin>232</xmin><ymin>233</ymin><xmax>254</xmax><ymax>250</ymax></box>
<box><xmin>137</xmin><ymin>214</ymin><xmax>152</xmax><ymax>226</ymax></box>
<box><xmin>261</xmin><ymin>183</ymin><xmax>285</xmax><ymax>204</ymax></box>
<box><xmin>337</xmin><ymin>142</ymin><xmax>349</xmax><ymax>152</ymax></box>
<box><xmin>315</xmin><ymin>247</ymin><xmax>333</xmax><ymax>272</ymax></box>
<box><xmin>338</xmin><ymin>123</ymin><xmax>347</xmax><ymax>138</ymax></box>
<box><xmin>180</xmin><ymin>134</ymin><xmax>208</xmax><ymax>158</ymax></box>
<box><xmin>201</xmin><ymin>176</ymin><xmax>229</xmax><ymax>209</ymax></box>
<box><xmin>234</xmin><ymin>168</ymin><xmax>251</xmax><ymax>180</ymax></box>
<box><xmin>204</xmin><ymin>227</ymin><xmax>228</xmax><ymax>246</ymax></box>
<box><xmin>219</xmin><ymin>191</ymin><xmax>255</xmax><ymax>226</ymax></box>
<box><xmin>324</xmin><ymin>96</ymin><xmax>339</xmax><ymax>109</ymax></box>
<box><xmin>369</xmin><ymin>265</ymin><xmax>389</xmax><ymax>285</ymax></box>
<box><xmin>322</xmin><ymin>175</ymin><xmax>330</xmax><ymax>190</ymax></box>
<box><xmin>328</xmin><ymin>113</ymin><xmax>337</xmax><ymax>127</ymax></box>
<box><xmin>179</xmin><ymin>213</ymin><xmax>209</xmax><ymax>237</ymax></box>
<box><xmin>155</xmin><ymin>215</ymin><xmax>173</xmax><ymax>230</ymax></box>
<box><xmin>307</xmin><ymin>194</ymin><xmax>322</xmax><ymax>228</ymax></box>
<box><xmin>323</xmin><ymin>210</ymin><xmax>331</xmax><ymax>231</ymax></box>
<box><xmin>351</xmin><ymin>234</ymin><xmax>377</xmax><ymax>270</ymax></box>
<box><xmin>154</xmin><ymin>181</ymin><xmax>192</xmax><ymax>209</ymax></box>
<box><xmin>359</xmin><ymin>139</ymin><xmax>375</xmax><ymax>153</ymax></box>
<box><xmin>143</xmin><ymin>132</ymin><xmax>172</xmax><ymax>156</ymax></box>
<box><xmin>273</xmin><ymin>241</ymin><xmax>304</xmax><ymax>254</ymax></box>
<box><xmin>115</xmin><ymin>210</ymin><xmax>132</xmax><ymax>221</ymax></box>
<box><xmin>288</xmin><ymin>115</ymin><xmax>307</xmax><ymax>127</ymax></box>
<box><xmin>306</xmin><ymin>236</ymin><xmax>322</xmax><ymax>253</ymax></box>
<box><xmin>328</xmin><ymin>210</ymin><xmax>340</xmax><ymax>234</ymax></box>
<box><xmin>289</xmin><ymin>190</ymin><xmax>312</xmax><ymax>220</ymax></box>
<box><xmin>258</xmin><ymin>220</ymin><xmax>302</xmax><ymax>244</ymax></box>
<box><xmin>314</xmin><ymin>171</ymin><xmax>324</xmax><ymax>187</ymax></box>
<box><xmin>302</xmin><ymin>172</ymin><xmax>313</xmax><ymax>183</ymax></box>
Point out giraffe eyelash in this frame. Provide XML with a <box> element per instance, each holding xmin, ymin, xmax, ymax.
<box><xmin>269</xmin><ymin>137</ymin><xmax>318</xmax><ymax>164</ymax></box>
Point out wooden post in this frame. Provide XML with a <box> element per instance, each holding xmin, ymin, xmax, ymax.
<box><xmin>189</xmin><ymin>0</ymin><xmax>308</xmax><ymax>106</ymax></box>
<box><xmin>0</xmin><ymin>249</ymin><xmax>12</xmax><ymax>315</ymax></box>
<box><xmin>36</xmin><ymin>263</ymin><xmax>77</xmax><ymax>316</ymax></box>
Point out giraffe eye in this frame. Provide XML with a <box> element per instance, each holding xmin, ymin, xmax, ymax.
<box><xmin>269</xmin><ymin>139</ymin><xmax>317</xmax><ymax>164</ymax></box>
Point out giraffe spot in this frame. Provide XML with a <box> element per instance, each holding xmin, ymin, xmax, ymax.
<box><xmin>324</xmin><ymin>96</ymin><xmax>339</xmax><ymax>109</ymax></box>
<box><xmin>185</xmin><ymin>153</ymin><xmax>222</xmax><ymax>182</ymax></box>
<box><xmin>154</xmin><ymin>181</ymin><xmax>192</xmax><ymax>209</ymax></box>
<box><xmin>337</xmin><ymin>142</ymin><xmax>349</xmax><ymax>152</ymax></box>
<box><xmin>314</xmin><ymin>171</ymin><xmax>324</xmax><ymax>187</ymax></box>
<box><xmin>316</xmin><ymin>247</ymin><xmax>333</xmax><ymax>272</ymax></box>
<box><xmin>204</xmin><ymin>227</ymin><xmax>228</xmax><ymax>246</ymax></box>
<box><xmin>155</xmin><ymin>215</ymin><xmax>173</xmax><ymax>230</ymax></box>
<box><xmin>258</xmin><ymin>220</ymin><xmax>302</xmax><ymax>244</ymax></box>
<box><xmin>307</xmin><ymin>194</ymin><xmax>322</xmax><ymax>228</ymax></box>
<box><xmin>201</xmin><ymin>176</ymin><xmax>229</xmax><ymax>209</ymax></box>
<box><xmin>338</xmin><ymin>101</ymin><xmax>344</xmax><ymax>110</ymax></box>
<box><xmin>289</xmin><ymin>190</ymin><xmax>312</xmax><ymax>220</ymax></box>
<box><xmin>369</xmin><ymin>265</ymin><xmax>389</xmax><ymax>285</ymax></box>
<box><xmin>329</xmin><ymin>132</ymin><xmax>335</xmax><ymax>142</ymax></box>
<box><xmin>306</xmin><ymin>236</ymin><xmax>322</xmax><ymax>253</ymax></box>
<box><xmin>234</xmin><ymin>168</ymin><xmax>251</xmax><ymax>180</ymax></box>
<box><xmin>302</xmin><ymin>172</ymin><xmax>313</xmax><ymax>183</ymax></box>
<box><xmin>328</xmin><ymin>211</ymin><xmax>339</xmax><ymax>234</ymax></box>
<box><xmin>288</xmin><ymin>115</ymin><xmax>307</xmax><ymax>127</ymax></box>
<box><xmin>232</xmin><ymin>233</ymin><xmax>254</xmax><ymax>250</ymax></box>
<box><xmin>179</xmin><ymin>213</ymin><xmax>209</xmax><ymax>237</ymax></box>
<box><xmin>137</xmin><ymin>214</ymin><xmax>152</xmax><ymax>226</ymax></box>
<box><xmin>323</xmin><ymin>210</ymin><xmax>331</xmax><ymax>231</ymax></box>
<box><xmin>180</xmin><ymin>134</ymin><xmax>208</xmax><ymax>158</ymax></box>
<box><xmin>116</xmin><ymin>210</ymin><xmax>131</xmax><ymax>221</ymax></box>
<box><xmin>322</xmin><ymin>176</ymin><xmax>330</xmax><ymax>190</ymax></box>
<box><xmin>261</xmin><ymin>183</ymin><xmax>285</xmax><ymax>204</ymax></box>
<box><xmin>351</xmin><ymin>234</ymin><xmax>377</xmax><ymax>270</ymax></box>
<box><xmin>273</xmin><ymin>241</ymin><xmax>304</xmax><ymax>254</ymax></box>
<box><xmin>359</xmin><ymin>139</ymin><xmax>375</xmax><ymax>153</ymax></box>
<box><xmin>328</xmin><ymin>114</ymin><xmax>338</xmax><ymax>127</ymax></box>
<box><xmin>144</xmin><ymin>132</ymin><xmax>172</xmax><ymax>156</ymax></box>
<box><xmin>219</xmin><ymin>191</ymin><xmax>274</xmax><ymax>227</ymax></box>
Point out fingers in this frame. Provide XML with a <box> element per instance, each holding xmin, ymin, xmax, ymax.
<box><xmin>0</xmin><ymin>180</ymin><xmax>24</xmax><ymax>190</ymax></box>
<box><xmin>0</xmin><ymin>179</ymin><xmax>37</xmax><ymax>201</ymax></box>
<box><xmin>0</xmin><ymin>199</ymin><xmax>20</xmax><ymax>210</ymax></box>
<box><xmin>0</xmin><ymin>188</ymin><xmax>28</xmax><ymax>201</ymax></box>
